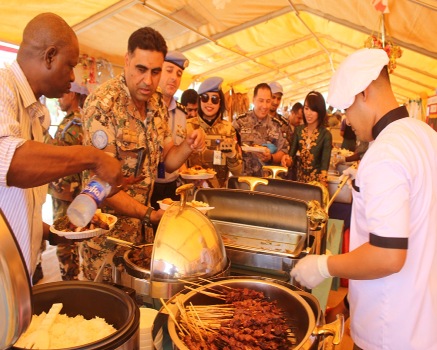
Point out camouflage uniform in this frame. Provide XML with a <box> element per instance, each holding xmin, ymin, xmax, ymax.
<box><xmin>186</xmin><ymin>116</ymin><xmax>242</xmax><ymax>188</ymax></box>
<box><xmin>232</xmin><ymin>111</ymin><xmax>289</xmax><ymax>177</ymax></box>
<box><xmin>48</xmin><ymin>111</ymin><xmax>83</xmax><ymax>280</ymax></box>
<box><xmin>80</xmin><ymin>73</ymin><xmax>171</xmax><ymax>282</ymax></box>
<box><xmin>270</xmin><ymin>111</ymin><xmax>288</xmax><ymax>139</ymax></box>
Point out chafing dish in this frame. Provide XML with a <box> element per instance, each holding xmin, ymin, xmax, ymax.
<box><xmin>193</xmin><ymin>188</ymin><xmax>317</xmax><ymax>283</ymax></box>
<box><xmin>113</xmin><ymin>184</ymin><xmax>230</xmax><ymax>303</ymax></box>
<box><xmin>153</xmin><ymin>277</ymin><xmax>344</xmax><ymax>350</ymax></box>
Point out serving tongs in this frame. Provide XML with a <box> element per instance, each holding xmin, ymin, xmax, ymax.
<box><xmin>326</xmin><ymin>162</ymin><xmax>357</xmax><ymax>212</ymax></box>
<box><xmin>106</xmin><ymin>236</ymin><xmax>145</xmax><ymax>250</ymax></box>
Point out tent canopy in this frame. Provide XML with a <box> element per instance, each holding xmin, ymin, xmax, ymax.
<box><xmin>1</xmin><ymin>0</ymin><xmax>436</xmax><ymax>105</ymax></box>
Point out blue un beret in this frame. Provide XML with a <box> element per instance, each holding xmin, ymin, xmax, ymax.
<box><xmin>165</xmin><ymin>51</ymin><xmax>189</xmax><ymax>70</ymax></box>
<box><xmin>198</xmin><ymin>77</ymin><xmax>223</xmax><ymax>95</ymax></box>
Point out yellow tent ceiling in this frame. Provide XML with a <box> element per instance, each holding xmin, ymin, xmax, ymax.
<box><xmin>1</xmin><ymin>0</ymin><xmax>437</xmax><ymax>105</ymax></box>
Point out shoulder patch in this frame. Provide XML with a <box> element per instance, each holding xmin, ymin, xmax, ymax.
<box><xmin>236</xmin><ymin>113</ymin><xmax>248</xmax><ymax>120</ymax></box>
<box><xmin>272</xmin><ymin>117</ymin><xmax>284</xmax><ymax>126</ymax></box>
<box><xmin>176</xmin><ymin>101</ymin><xmax>187</xmax><ymax>114</ymax></box>
<box><xmin>92</xmin><ymin>130</ymin><xmax>108</xmax><ymax>149</ymax></box>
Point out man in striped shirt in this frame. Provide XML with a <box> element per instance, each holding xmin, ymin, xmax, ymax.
<box><xmin>0</xmin><ymin>13</ymin><xmax>123</xmax><ymax>282</ymax></box>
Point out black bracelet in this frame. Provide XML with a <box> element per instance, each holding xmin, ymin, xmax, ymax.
<box><xmin>142</xmin><ymin>206</ymin><xmax>154</xmax><ymax>226</ymax></box>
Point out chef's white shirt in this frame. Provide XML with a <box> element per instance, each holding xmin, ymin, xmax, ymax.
<box><xmin>349</xmin><ymin>117</ymin><xmax>437</xmax><ymax>350</ymax></box>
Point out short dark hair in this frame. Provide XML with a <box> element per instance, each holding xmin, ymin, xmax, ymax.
<box><xmin>127</xmin><ymin>27</ymin><xmax>167</xmax><ymax>57</ymax></box>
<box><xmin>253</xmin><ymin>83</ymin><xmax>271</xmax><ymax>97</ymax></box>
<box><xmin>181</xmin><ymin>89</ymin><xmax>198</xmax><ymax>106</ymax></box>
<box><xmin>291</xmin><ymin>102</ymin><xmax>303</xmax><ymax>114</ymax></box>
<box><xmin>304</xmin><ymin>91</ymin><xmax>326</xmax><ymax>127</ymax></box>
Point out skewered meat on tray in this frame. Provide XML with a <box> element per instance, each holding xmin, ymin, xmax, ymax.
<box><xmin>177</xmin><ymin>287</ymin><xmax>296</xmax><ymax>350</ymax></box>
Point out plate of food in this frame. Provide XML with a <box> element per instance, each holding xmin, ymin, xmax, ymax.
<box><xmin>180</xmin><ymin>166</ymin><xmax>216</xmax><ymax>180</ymax></box>
<box><xmin>50</xmin><ymin>210</ymin><xmax>117</xmax><ymax>239</ymax></box>
<box><xmin>157</xmin><ymin>198</ymin><xmax>215</xmax><ymax>213</ymax></box>
<box><xmin>241</xmin><ymin>144</ymin><xmax>267</xmax><ymax>153</ymax></box>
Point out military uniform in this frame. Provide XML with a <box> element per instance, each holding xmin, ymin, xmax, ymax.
<box><xmin>270</xmin><ymin>111</ymin><xmax>288</xmax><ymax>139</ymax></box>
<box><xmin>80</xmin><ymin>73</ymin><xmax>171</xmax><ymax>281</ymax></box>
<box><xmin>233</xmin><ymin>111</ymin><xmax>289</xmax><ymax>177</ymax></box>
<box><xmin>48</xmin><ymin>111</ymin><xmax>83</xmax><ymax>280</ymax></box>
<box><xmin>151</xmin><ymin>98</ymin><xmax>187</xmax><ymax>208</ymax></box>
<box><xmin>186</xmin><ymin>116</ymin><xmax>242</xmax><ymax>188</ymax></box>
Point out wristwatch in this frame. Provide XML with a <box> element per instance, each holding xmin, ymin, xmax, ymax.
<box><xmin>142</xmin><ymin>206</ymin><xmax>154</xmax><ymax>226</ymax></box>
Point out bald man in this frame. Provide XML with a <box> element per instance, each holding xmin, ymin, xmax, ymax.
<box><xmin>0</xmin><ymin>13</ymin><xmax>123</xmax><ymax>281</ymax></box>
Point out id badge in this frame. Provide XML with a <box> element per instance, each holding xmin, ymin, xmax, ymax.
<box><xmin>213</xmin><ymin>150</ymin><xmax>222</xmax><ymax>165</ymax></box>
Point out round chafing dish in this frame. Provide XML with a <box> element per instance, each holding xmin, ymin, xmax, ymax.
<box><xmin>154</xmin><ymin>277</ymin><xmax>344</xmax><ymax>350</ymax></box>
<box><xmin>113</xmin><ymin>184</ymin><xmax>230</xmax><ymax>301</ymax></box>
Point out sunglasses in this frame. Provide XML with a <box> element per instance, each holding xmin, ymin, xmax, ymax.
<box><xmin>200</xmin><ymin>93</ymin><xmax>220</xmax><ymax>105</ymax></box>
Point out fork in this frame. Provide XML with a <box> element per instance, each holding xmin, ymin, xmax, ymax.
<box><xmin>21</xmin><ymin>303</ymin><xmax>63</xmax><ymax>349</ymax></box>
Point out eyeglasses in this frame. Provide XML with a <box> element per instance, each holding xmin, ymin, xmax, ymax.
<box><xmin>200</xmin><ymin>93</ymin><xmax>220</xmax><ymax>105</ymax></box>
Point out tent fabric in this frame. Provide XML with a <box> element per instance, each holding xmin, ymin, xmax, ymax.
<box><xmin>1</xmin><ymin>0</ymin><xmax>437</xmax><ymax>107</ymax></box>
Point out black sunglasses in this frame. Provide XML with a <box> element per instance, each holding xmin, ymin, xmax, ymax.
<box><xmin>200</xmin><ymin>93</ymin><xmax>220</xmax><ymax>105</ymax></box>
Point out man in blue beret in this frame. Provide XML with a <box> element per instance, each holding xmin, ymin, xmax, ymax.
<box><xmin>151</xmin><ymin>51</ymin><xmax>193</xmax><ymax>209</ymax></box>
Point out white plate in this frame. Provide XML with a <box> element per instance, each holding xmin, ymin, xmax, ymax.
<box><xmin>157</xmin><ymin>201</ymin><xmax>214</xmax><ymax>213</ymax></box>
<box><xmin>241</xmin><ymin>145</ymin><xmax>267</xmax><ymax>153</ymax></box>
<box><xmin>50</xmin><ymin>214</ymin><xmax>117</xmax><ymax>239</ymax></box>
<box><xmin>180</xmin><ymin>172</ymin><xmax>215</xmax><ymax>180</ymax></box>
<box><xmin>156</xmin><ymin>200</ymin><xmax>172</xmax><ymax>210</ymax></box>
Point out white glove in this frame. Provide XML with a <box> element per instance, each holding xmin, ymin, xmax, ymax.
<box><xmin>290</xmin><ymin>254</ymin><xmax>331</xmax><ymax>289</ymax></box>
<box><xmin>339</xmin><ymin>165</ymin><xmax>357</xmax><ymax>190</ymax></box>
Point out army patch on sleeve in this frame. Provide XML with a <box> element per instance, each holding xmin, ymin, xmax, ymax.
<box><xmin>92</xmin><ymin>130</ymin><xmax>108</xmax><ymax>149</ymax></box>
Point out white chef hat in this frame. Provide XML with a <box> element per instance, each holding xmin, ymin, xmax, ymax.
<box><xmin>327</xmin><ymin>48</ymin><xmax>389</xmax><ymax>110</ymax></box>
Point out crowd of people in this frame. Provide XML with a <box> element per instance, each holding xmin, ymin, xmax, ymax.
<box><xmin>0</xmin><ymin>11</ymin><xmax>356</xmax><ymax>283</ymax></box>
<box><xmin>1</xmin><ymin>12</ymin><xmax>436</xmax><ymax>350</ymax></box>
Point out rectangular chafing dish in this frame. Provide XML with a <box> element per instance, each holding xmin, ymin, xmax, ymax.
<box><xmin>194</xmin><ymin>188</ymin><xmax>311</xmax><ymax>275</ymax></box>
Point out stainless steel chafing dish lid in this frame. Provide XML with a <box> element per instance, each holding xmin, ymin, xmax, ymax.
<box><xmin>228</xmin><ymin>176</ymin><xmax>324</xmax><ymax>204</ymax></box>
<box><xmin>195</xmin><ymin>188</ymin><xmax>309</xmax><ymax>234</ymax></box>
<box><xmin>194</xmin><ymin>188</ymin><xmax>309</xmax><ymax>257</ymax></box>
<box><xmin>151</xmin><ymin>185</ymin><xmax>228</xmax><ymax>281</ymax></box>
<box><xmin>0</xmin><ymin>209</ymin><xmax>32</xmax><ymax>349</ymax></box>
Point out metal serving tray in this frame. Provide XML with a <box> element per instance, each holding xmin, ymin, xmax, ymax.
<box><xmin>212</xmin><ymin>219</ymin><xmax>307</xmax><ymax>257</ymax></box>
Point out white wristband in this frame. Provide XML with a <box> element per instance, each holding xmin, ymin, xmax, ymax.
<box><xmin>317</xmin><ymin>254</ymin><xmax>331</xmax><ymax>278</ymax></box>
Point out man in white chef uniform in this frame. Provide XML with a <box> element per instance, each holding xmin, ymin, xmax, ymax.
<box><xmin>290</xmin><ymin>48</ymin><xmax>437</xmax><ymax>350</ymax></box>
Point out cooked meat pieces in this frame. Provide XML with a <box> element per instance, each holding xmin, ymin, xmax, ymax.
<box><xmin>181</xmin><ymin>287</ymin><xmax>295</xmax><ymax>350</ymax></box>
<box><xmin>129</xmin><ymin>245</ymin><xmax>152</xmax><ymax>269</ymax></box>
